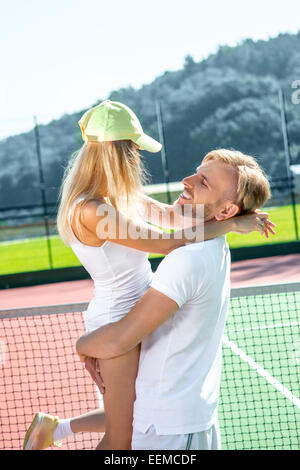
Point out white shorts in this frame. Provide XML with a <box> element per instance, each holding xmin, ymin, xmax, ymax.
<box><xmin>132</xmin><ymin>422</ymin><xmax>221</xmax><ymax>450</ymax></box>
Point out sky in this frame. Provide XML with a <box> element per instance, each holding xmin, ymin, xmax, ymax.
<box><xmin>0</xmin><ymin>0</ymin><xmax>300</xmax><ymax>139</ymax></box>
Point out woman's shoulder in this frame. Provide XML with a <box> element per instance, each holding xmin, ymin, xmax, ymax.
<box><xmin>71</xmin><ymin>198</ymin><xmax>108</xmax><ymax>244</ymax></box>
<box><xmin>75</xmin><ymin>198</ymin><xmax>107</xmax><ymax>217</ymax></box>
<box><xmin>71</xmin><ymin>198</ymin><xmax>109</xmax><ymax>231</ymax></box>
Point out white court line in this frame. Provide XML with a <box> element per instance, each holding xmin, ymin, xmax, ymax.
<box><xmin>223</xmin><ymin>335</ymin><xmax>300</xmax><ymax>409</ymax></box>
<box><xmin>227</xmin><ymin>321</ymin><xmax>300</xmax><ymax>334</ymax></box>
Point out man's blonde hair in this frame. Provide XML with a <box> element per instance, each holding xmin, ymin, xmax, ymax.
<box><xmin>57</xmin><ymin>140</ymin><xmax>148</xmax><ymax>245</ymax></box>
<box><xmin>202</xmin><ymin>149</ymin><xmax>271</xmax><ymax>214</ymax></box>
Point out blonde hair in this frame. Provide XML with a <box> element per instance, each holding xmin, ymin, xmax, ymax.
<box><xmin>57</xmin><ymin>140</ymin><xmax>148</xmax><ymax>245</ymax></box>
<box><xmin>202</xmin><ymin>149</ymin><xmax>271</xmax><ymax>214</ymax></box>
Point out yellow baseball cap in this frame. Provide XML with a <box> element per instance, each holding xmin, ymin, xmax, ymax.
<box><xmin>78</xmin><ymin>100</ymin><xmax>162</xmax><ymax>153</ymax></box>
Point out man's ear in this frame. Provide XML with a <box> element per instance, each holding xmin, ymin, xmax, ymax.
<box><xmin>215</xmin><ymin>203</ymin><xmax>239</xmax><ymax>221</ymax></box>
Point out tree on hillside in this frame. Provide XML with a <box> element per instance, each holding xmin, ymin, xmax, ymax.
<box><xmin>1</xmin><ymin>31</ymin><xmax>300</xmax><ymax>205</ymax></box>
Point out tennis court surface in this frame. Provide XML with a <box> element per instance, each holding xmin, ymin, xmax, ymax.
<box><xmin>0</xmin><ymin>282</ymin><xmax>299</xmax><ymax>450</ymax></box>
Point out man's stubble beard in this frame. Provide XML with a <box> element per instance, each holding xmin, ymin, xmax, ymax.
<box><xmin>175</xmin><ymin>200</ymin><xmax>215</xmax><ymax>224</ymax></box>
<box><xmin>203</xmin><ymin>203</ymin><xmax>216</xmax><ymax>222</ymax></box>
<box><xmin>190</xmin><ymin>202</ymin><xmax>216</xmax><ymax>223</ymax></box>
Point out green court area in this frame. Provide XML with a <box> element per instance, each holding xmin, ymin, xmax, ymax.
<box><xmin>0</xmin><ymin>204</ymin><xmax>299</xmax><ymax>276</ymax></box>
<box><xmin>219</xmin><ymin>287</ymin><xmax>300</xmax><ymax>449</ymax></box>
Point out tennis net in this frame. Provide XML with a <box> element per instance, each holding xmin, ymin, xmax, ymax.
<box><xmin>0</xmin><ymin>282</ymin><xmax>299</xmax><ymax>450</ymax></box>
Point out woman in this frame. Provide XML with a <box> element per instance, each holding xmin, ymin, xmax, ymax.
<box><xmin>23</xmin><ymin>100</ymin><xmax>274</xmax><ymax>450</ymax></box>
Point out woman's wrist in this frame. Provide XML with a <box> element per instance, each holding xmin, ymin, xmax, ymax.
<box><xmin>203</xmin><ymin>217</ymin><xmax>236</xmax><ymax>240</ymax></box>
<box><xmin>170</xmin><ymin>217</ymin><xmax>237</xmax><ymax>244</ymax></box>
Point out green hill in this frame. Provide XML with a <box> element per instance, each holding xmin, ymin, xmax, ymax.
<box><xmin>1</xmin><ymin>32</ymin><xmax>300</xmax><ymax>211</ymax></box>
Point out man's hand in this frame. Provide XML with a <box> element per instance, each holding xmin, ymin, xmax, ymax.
<box><xmin>77</xmin><ymin>349</ymin><xmax>105</xmax><ymax>394</ymax></box>
<box><xmin>78</xmin><ymin>352</ymin><xmax>87</xmax><ymax>364</ymax></box>
<box><xmin>84</xmin><ymin>357</ymin><xmax>105</xmax><ymax>394</ymax></box>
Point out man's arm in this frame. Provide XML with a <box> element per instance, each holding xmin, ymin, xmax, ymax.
<box><xmin>76</xmin><ymin>287</ymin><xmax>179</xmax><ymax>360</ymax></box>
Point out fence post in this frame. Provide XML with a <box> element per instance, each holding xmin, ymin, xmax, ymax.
<box><xmin>33</xmin><ymin>116</ymin><xmax>54</xmax><ymax>269</ymax></box>
<box><xmin>278</xmin><ymin>87</ymin><xmax>299</xmax><ymax>241</ymax></box>
<box><xmin>156</xmin><ymin>101</ymin><xmax>171</xmax><ymax>205</ymax></box>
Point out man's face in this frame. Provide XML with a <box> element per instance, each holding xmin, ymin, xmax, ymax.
<box><xmin>174</xmin><ymin>160</ymin><xmax>239</xmax><ymax>221</ymax></box>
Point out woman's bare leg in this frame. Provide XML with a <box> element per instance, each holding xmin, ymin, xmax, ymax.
<box><xmin>51</xmin><ymin>346</ymin><xmax>139</xmax><ymax>445</ymax></box>
<box><xmin>95</xmin><ymin>345</ymin><xmax>140</xmax><ymax>450</ymax></box>
<box><xmin>70</xmin><ymin>409</ymin><xmax>106</xmax><ymax>433</ymax></box>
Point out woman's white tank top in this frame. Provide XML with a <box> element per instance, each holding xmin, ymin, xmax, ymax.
<box><xmin>68</xmin><ymin>197</ymin><xmax>153</xmax><ymax>332</ymax></box>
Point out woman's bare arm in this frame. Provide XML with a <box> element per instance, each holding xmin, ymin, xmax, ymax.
<box><xmin>136</xmin><ymin>192</ymin><xmax>191</xmax><ymax>230</ymax></box>
<box><xmin>72</xmin><ymin>200</ymin><xmax>274</xmax><ymax>256</ymax></box>
<box><xmin>72</xmin><ymin>199</ymin><xmax>238</xmax><ymax>255</ymax></box>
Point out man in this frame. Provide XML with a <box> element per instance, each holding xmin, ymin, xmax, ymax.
<box><xmin>76</xmin><ymin>149</ymin><xmax>272</xmax><ymax>450</ymax></box>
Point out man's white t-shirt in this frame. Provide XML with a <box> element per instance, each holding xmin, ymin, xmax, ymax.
<box><xmin>133</xmin><ymin>235</ymin><xmax>231</xmax><ymax>435</ymax></box>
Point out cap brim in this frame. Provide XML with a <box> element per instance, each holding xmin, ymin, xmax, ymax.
<box><xmin>134</xmin><ymin>134</ymin><xmax>162</xmax><ymax>153</ymax></box>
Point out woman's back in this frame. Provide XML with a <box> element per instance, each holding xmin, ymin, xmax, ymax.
<box><xmin>69</xmin><ymin>197</ymin><xmax>153</xmax><ymax>332</ymax></box>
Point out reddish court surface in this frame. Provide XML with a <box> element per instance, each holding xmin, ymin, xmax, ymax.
<box><xmin>0</xmin><ymin>254</ymin><xmax>299</xmax><ymax>450</ymax></box>
<box><xmin>0</xmin><ymin>310</ymin><xmax>102</xmax><ymax>450</ymax></box>
<box><xmin>1</xmin><ymin>254</ymin><xmax>300</xmax><ymax>309</ymax></box>
<box><xmin>230</xmin><ymin>253</ymin><xmax>300</xmax><ymax>287</ymax></box>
